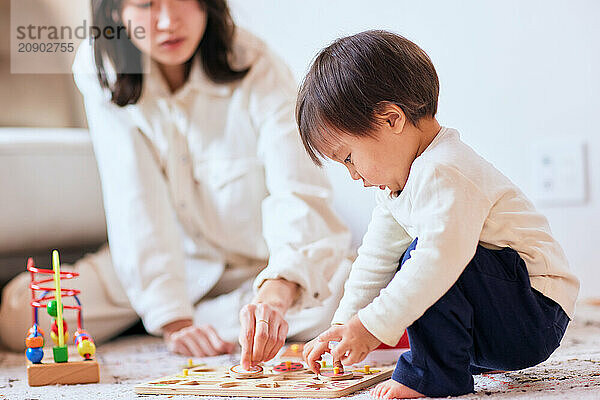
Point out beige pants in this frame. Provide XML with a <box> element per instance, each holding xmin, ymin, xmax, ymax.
<box><xmin>0</xmin><ymin>245</ymin><xmax>348</xmax><ymax>351</ymax></box>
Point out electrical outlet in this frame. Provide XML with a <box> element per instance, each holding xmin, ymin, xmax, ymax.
<box><xmin>530</xmin><ymin>138</ymin><xmax>587</xmax><ymax>206</ymax></box>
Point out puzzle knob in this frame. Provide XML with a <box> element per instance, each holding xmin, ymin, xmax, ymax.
<box><xmin>285</xmin><ymin>361</ymin><xmax>292</xmax><ymax>369</ymax></box>
<box><xmin>333</xmin><ymin>366</ymin><xmax>340</xmax><ymax>375</ymax></box>
<box><xmin>321</xmin><ymin>360</ymin><xmax>327</xmax><ymax>368</ymax></box>
<box><xmin>182</xmin><ymin>369</ymin><xmax>189</xmax><ymax>377</ymax></box>
<box><xmin>364</xmin><ymin>365</ymin><xmax>370</xmax><ymax>374</ymax></box>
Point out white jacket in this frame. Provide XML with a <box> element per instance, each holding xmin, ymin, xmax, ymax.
<box><xmin>72</xmin><ymin>31</ymin><xmax>351</xmax><ymax>335</ymax></box>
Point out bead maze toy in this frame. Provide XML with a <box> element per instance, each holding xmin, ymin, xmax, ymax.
<box><xmin>26</xmin><ymin>250</ymin><xmax>100</xmax><ymax>386</ymax></box>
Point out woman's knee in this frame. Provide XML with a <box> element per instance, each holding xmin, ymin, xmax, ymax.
<box><xmin>0</xmin><ymin>273</ymin><xmax>34</xmax><ymax>351</ymax></box>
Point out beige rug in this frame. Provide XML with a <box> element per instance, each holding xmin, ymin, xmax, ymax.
<box><xmin>1</xmin><ymin>304</ymin><xmax>599</xmax><ymax>400</ymax></box>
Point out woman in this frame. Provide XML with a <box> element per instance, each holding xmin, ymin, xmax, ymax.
<box><xmin>0</xmin><ymin>0</ymin><xmax>351</xmax><ymax>367</ymax></box>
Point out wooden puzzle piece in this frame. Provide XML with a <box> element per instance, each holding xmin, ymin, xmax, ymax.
<box><xmin>230</xmin><ymin>364</ymin><xmax>264</xmax><ymax>379</ymax></box>
<box><xmin>272</xmin><ymin>361</ymin><xmax>305</xmax><ymax>373</ymax></box>
<box><xmin>319</xmin><ymin>368</ymin><xmax>354</xmax><ymax>381</ymax></box>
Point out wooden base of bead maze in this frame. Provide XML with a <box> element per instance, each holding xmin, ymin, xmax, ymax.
<box><xmin>27</xmin><ymin>359</ymin><xmax>99</xmax><ymax>386</ymax></box>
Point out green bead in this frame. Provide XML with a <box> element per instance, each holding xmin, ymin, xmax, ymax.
<box><xmin>47</xmin><ymin>300</ymin><xmax>62</xmax><ymax>317</ymax></box>
<box><xmin>53</xmin><ymin>345</ymin><xmax>68</xmax><ymax>363</ymax></box>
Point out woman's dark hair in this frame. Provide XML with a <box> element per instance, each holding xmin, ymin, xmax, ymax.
<box><xmin>296</xmin><ymin>30</ymin><xmax>439</xmax><ymax>166</ymax></box>
<box><xmin>92</xmin><ymin>0</ymin><xmax>249</xmax><ymax>106</ymax></box>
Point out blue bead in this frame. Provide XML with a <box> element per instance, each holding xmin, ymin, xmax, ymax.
<box><xmin>26</xmin><ymin>347</ymin><xmax>44</xmax><ymax>363</ymax></box>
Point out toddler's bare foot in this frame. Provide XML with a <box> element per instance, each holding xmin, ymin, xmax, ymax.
<box><xmin>370</xmin><ymin>379</ymin><xmax>424</xmax><ymax>399</ymax></box>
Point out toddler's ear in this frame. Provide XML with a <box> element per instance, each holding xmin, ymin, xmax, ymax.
<box><xmin>374</xmin><ymin>102</ymin><xmax>406</xmax><ymax>133</ymax></box>
<box><xmin>387</xmin><ymin>112</ymin><xmax>401</xmax><ymax>128</ymax></box>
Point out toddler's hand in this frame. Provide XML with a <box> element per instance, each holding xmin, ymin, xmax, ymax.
<box><xmin>303</xmin><ymin>336</ymin><xmax>330</xmax><ymax>374</ymax></box>
<box><xmin>317</xmin><ymin>316</ymin><xmax>381</xmax><ymax>366</ymax></box>
<box><xmin>163</xmin><ymin>319</ymin><xmax>236</xmax><ymax>357</ymax></box>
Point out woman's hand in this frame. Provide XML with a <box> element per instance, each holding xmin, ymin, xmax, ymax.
<box><xmin>238</xmin><ymin>302</ymin><xmax>288</xmax><ymax>369</ymax></box>
<box><xmin>163</xmin><ymin>319</ymin><xmax>236</xmax><ymax>357</ymax></box>
<box><xmin>238</xmin><ymin>279</ymin><xmax>299</xmax><ymax>369</ymax></box>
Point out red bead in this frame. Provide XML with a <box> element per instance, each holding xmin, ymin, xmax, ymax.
<box><xmin>51</xmin><ymin>319</ymin><xmax>68</xmax><ymax>335</ymax></box>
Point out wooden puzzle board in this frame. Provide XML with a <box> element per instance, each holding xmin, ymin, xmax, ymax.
<box><xmin>134</xmin><ymin>364</ymin><xmax>394</xmax><ymax>398</ymax></box>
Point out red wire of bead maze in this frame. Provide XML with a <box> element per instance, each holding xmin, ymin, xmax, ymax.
<box><xmin>27</xmin><ymin>257</ymin><xmax>83</xmax><ymax>330</ymax></box>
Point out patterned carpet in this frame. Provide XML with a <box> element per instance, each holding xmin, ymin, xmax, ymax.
<box><xmin>1</xmin><ymin>303</ymin><xmax>599</xmax><ymax>400</ymax></box>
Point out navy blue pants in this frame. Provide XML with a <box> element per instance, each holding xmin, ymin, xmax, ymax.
<box><xmin>392</xmin><ymin>238</ymin><xmax>569</xmax><ymax>397</ymax></box>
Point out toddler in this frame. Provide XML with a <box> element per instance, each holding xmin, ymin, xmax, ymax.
<box><xmin>297</xmin><ymin>30</ymin><xmax>579</xmax><ymax>398</ymax></box>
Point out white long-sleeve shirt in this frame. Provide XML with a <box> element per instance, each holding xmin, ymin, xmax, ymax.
<box><xmin>332</xmin><ymin>127</ymin><xmax>579</xmax><ymax>346</ymax></box>
<box><xmin>72</xmin><ymin>31</ymin><xmax>351</xmax><ymax>335</ymax></box>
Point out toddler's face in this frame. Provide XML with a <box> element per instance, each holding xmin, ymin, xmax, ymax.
<box><xmin>324</xmin><ymin>121</ymin><xmax>422</xmax><ymax>193</ymax></box>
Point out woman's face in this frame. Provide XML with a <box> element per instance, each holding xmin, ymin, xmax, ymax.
<box><xmin>121</xmin><ymin>0</ymin><xmax>207</xmax><ymax>66</ymax></box>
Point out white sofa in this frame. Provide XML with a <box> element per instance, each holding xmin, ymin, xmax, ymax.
<box><xmin>0</xmin><ymin>126</ymin><xmax>372</xmax><ymax>287</ymax></box>
<box><xmin>0</xmin><ymin>127</ymin><xmax>107</xmax><ymax>285</ymax></box>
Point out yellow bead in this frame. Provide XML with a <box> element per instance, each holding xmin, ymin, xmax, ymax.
<box><xmin>77</xmin><ymin>339</ymin><xmax>96</xmax><ymax>358</ymax></box>
<box><xmin>291</xmin><ymin>344</ymin><xmax>300</xmax><ymax>352</ymax></box>
<box><xmin>50</xmin><ymin>330</ymin><xmax>69</xmax><ymax>346</ymax></box>
<box><xmin>188</xmin><ymin>358</ymin><xmax>194</xmax><ymax>367</ymax></box>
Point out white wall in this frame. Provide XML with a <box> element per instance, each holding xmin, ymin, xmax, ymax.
<box><xmin>229</xmin><ymin>0</ymin><xmax>600</xmax><ymax>299</ymax></box>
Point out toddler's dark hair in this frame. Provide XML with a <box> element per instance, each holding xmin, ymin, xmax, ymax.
<box><xmin>296</xmin><ymin>30</ymin><xmax>439</xmax><ymax>166</ymax></box>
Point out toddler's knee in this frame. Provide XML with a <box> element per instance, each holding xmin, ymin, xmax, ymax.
<box><xmin>514</xmin><ymin>345</ymin><xmax>554</xmax><ymax>371</ymax></box>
